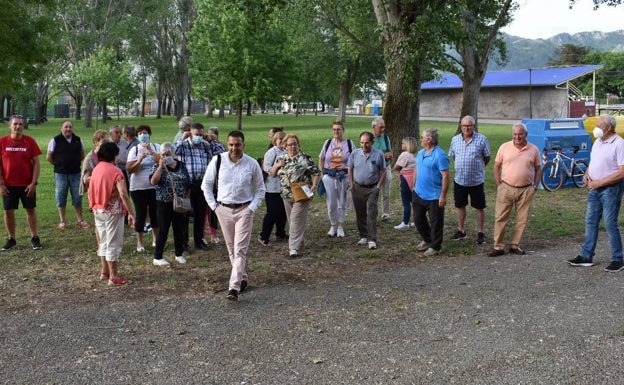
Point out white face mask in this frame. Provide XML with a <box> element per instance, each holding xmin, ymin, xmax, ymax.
<box><xmin>593</xmin><ymin>127</ymin><xmax>604</xmax><ymax>139</ymax></box>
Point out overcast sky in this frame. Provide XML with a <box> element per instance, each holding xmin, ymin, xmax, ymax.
<box><xmin>502</xmin><ymin>0</ymin><xmax>624</xmax><ymax>39</ymax></box>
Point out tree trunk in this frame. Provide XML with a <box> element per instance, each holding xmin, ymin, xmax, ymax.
<box><xmin>35</xmin><ymin>82</ymin><xmax>48</xmax><ymax>125</ymax></box>
<box><xmin>74</xmin><ymin>93</ymin><xmax>83</xmax><ymax>120</ymax></box>
<box><xmin>337</xmin><ymin>61</ymin><xmax>360</xmax><ymax>123</ymax></box>
<box><xmin>84</xmin><ymin>97</ymin><xmax>94</xmax><ymax>128</ymax></box>
<box><xmin>246</xmin><ymin>101</ymin><xmax>252</xmax><ymax>116</ymax></box>
<box><xmin>236</xmin><ymin>100</ymin><xmax>243</xmax><ymax>130</ymax></box>
<box><xmin>384</xmin><ymin>61</ymin><xmax>422</xmax><ymax>154</ymax></box>
<box><xmin>219</xmin><ymin>105</ymin><xmax>225</xmax><ymax>119</ymax></box>
<box><xmin>459</xmin><ymin>50</ymin><xmax>485</xmax><ymax>131</ymax></box>
<box><xmin>102</xmin><ymin>100</ymin><xmax>108</xmax><ymax>123</ymax></box>
<box><xmin>141</xmin><ymin>74</ymin><xmax>147</xmax><ymax>118</ymax></box>
<box><xmin>206</xmin><ymin>99</ymin><xmax>213</xmax><ymax>118</ymax></box>
<box><xmin>337</xmin><ymin>82</ymin><xmax>348</xmax><ymax>123</ymax></box>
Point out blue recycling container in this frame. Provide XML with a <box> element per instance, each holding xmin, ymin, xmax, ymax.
<box><xmin>523</xmin><ymin>118</ymin><xmax>592</xmax><ymax>189</ymax></box>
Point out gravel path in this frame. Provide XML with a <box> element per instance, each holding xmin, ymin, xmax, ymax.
<box><xmin>2</xmin><ymin>237</ymin><xmax>623</xmax><ymax>385</ymax></box>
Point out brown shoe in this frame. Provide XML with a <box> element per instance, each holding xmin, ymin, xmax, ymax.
<box><xmin>509</xmin><ymin>247</ymin><xmax>526</xmax><ymax>255</ymax></box>
<box><xmin>487</xmin><ymin>248</ymin><xmax>505</xmax><ymax>257</ymax></box>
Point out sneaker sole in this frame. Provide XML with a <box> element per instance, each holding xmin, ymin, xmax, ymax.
<box><xmin>604</xmin><ymin>266</ymin><xmax>624</xmax><ymax>272</ymax></box>
<box><xmin>568</xmin><ymin>262</ymin><xmax>595</xmax><ymax>267</ymax></box>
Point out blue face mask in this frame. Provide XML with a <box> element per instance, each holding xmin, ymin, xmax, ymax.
<box><xmin>192</xmin><ymin>135</ymin><xmax>203</xmax><ymax>145</ymax></box>
<box><xmin>164</xmin><ymin>156</ymin><xmax>175</xmax><ymax>165</ymax></box>
<box><xmin>138</xmin><ymin>133</ymin><xmax>150</xmax><ymax>143</ymax></box>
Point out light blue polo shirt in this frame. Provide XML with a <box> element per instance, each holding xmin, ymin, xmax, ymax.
<box><xmin>415</xmin><ymin>146</ymin><xmax>449</xmax><ymax>200</ymax></box>
<box><xmin>349</xmin><ymin>148</ymin><xmax>385</xmax><ymax>185</ymax></box>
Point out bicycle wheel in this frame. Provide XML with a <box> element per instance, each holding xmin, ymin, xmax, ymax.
<box><xmin>572</xmin><ymin>160</ymin><xmax>588</xmax><ymax>188</ymax></box>
<box><xmin>541</xmin><ymin>162</ymin><xmax>563</xmax><ymax>191</ymax></box>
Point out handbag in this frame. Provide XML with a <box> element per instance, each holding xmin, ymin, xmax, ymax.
<box><xmin>173</xmin><ymin>193</ymin><xmax>192</xmax><ymax>213</ymax></box>
<box><xmin>164</xmin><ymin>165</ymin><xmax>192</xmax><ymax>213</ymax></box>
<box><xmin>287</xmin><ymin>173</ymin><xmax>313</xmax><ymax>203</ymax></box>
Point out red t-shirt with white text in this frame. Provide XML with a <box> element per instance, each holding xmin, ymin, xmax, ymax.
<box><xmin>0</xmin><ymin>134</ymin><xmax>42</xmax><ymax>186</ymax></box>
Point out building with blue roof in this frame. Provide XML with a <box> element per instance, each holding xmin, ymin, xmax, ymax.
<box><xmin>419</xmin><ymin>65</ymin><xmax>602</xmax><ymax>120</ymax></box>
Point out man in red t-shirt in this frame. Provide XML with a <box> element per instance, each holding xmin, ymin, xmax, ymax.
<box><xmin>0</xmin><ymin>115</ymin><xmax>42</xmax><ymax>251</ymax></box>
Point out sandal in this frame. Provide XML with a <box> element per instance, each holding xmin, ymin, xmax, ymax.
<box><xmin>99</xmin><ymin>273</ymin><xmax>110</xmax><ymax>281</ymax></box>
<box><xmin>108</xmin><ymin>277</ymin><xmax>129</xmax><ymax>286</ymax></box>
<box><xmin>58</xmin><ymin>222</ymin><xmax>66</xmax><ymax>230</ymax></box>
<box><xmin>77</xmin><ymin>220</ymin><xmax>90</xmax><ymax>229</ymax></box>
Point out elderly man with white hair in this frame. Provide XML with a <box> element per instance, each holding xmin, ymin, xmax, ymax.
<box><xmin>173</xmin><ymin>116</ymin><xmax>193</xmax><ymax>143</ymax></box>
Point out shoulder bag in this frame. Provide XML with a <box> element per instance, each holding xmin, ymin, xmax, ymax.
<box><xmin>164</xmin><ymin>165</ymin><xmax>192</xmax><ymax>213</ymax></box>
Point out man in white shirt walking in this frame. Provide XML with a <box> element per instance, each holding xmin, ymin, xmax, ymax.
<box><xmin>202</xmin><ymin>130</ymin><xmax>265</xmax><ymax>301</ymax></box>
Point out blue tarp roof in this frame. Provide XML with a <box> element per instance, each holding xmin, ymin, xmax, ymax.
<box><xmin>421</xmin><ymin>65</ymin><xmax>603</xmax><ymax>90</ymax></box>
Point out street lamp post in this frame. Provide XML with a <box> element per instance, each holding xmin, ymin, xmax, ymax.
<box><xmin>529</xmin><ymin>68</ymin><xmax>533</xmax><ymax>119</ymax></box>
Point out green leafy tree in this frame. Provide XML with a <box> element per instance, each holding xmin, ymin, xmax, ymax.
<box><xmin>582</xmin><ymin>51</ymin><xmax>624</xmax><ymax>102</ymax></box>
<box><xmin>72</xmin><ymin>48</ymin><xmax>136</xmax><ymax>128</ymax></box>
<box><xmin>446</xmin><ymin>0</ymin><xmax>515</xmax><ymax>127</ymax></box>
<box><xmin>190</xmin><ymin>0</ymin><xmax>296</xmax><ymax>129</ymax></box>
<box><xmin>55</xmin><ymin>0</ymin><xmax>132</xmax><ymax>126</ymax></box>
<box><xmin>285</xmin><ymin>0</ymin><xmax>384</xmax><ymax>122</ymax></box>
<box><xmin>372</xmin><ymin>0</ymin><xmax>451</xmax><ymax>146</ymax></box>
<box><xmin>548</xmin><ymin>44</ymin><xmax>591</xmax><ymax>66</ymax></box>
<box><xmin>0</xmin><ymin>0</ymin><xmax>58</xmax><ymax>119</ymax></box>
<box><xmin>570</xmin><ymin>0</ymin><xmax>623</xmax><ymax>8</ymax></box>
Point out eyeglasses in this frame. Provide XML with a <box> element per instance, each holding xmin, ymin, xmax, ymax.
<box><xmin>286</xmin><ymin>143</ymin><xmax>298</xmax><ymax>147</ymax></box>
<box><xmin>461</xmin><ymin>124</ymin><xmax>474</xmax><ymax>128</ymax></box>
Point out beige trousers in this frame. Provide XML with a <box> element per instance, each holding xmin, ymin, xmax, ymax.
<box><xmin>282</xmin><ymin>199</ymin><xmax>311</xmax><ymax>252</ymax></box>
<box><xmin>214</xmin><ymin>205</ymin><xmax>254</xmax><ymax>291</ymax></box>
<box><xmin>493</xmin><ymin>183</ymin><xmax>536</xmax><ymax>250</ymax></box>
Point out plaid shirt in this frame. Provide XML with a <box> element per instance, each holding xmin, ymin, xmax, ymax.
<box><xmin>175</xmin><ymin>138</ymin><xmax>226</xmax><ymax>181</ymax></box>
<box><xmin>448</xmin><ymin>132</ymin><xmax>491</xmax><ymax>187</ymax></box>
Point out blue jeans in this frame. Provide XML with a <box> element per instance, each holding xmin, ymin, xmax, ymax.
<box><xmin>55</xmin><ymin>172</ymin><xmax>82</xmax><ymax>207</ymax></box>
<box><xmin>399</xmin><ymin>176</ymin><xmax>412</xmax><ymax>224</ymax></box>
<box><xmin>581</xmin><ymin>182</ymin><xmax>624</xmax><ymax>261</ymax></box>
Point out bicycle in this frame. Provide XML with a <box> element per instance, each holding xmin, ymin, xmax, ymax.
<box><xmin>541</xmin><ymin>145</ymin><xmax>588</xmax><ymax>192</ymax></box>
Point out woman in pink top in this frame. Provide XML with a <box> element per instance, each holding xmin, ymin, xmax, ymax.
<box><xmin>89</xmin><ymin>142</ymin><xmax>135</xmax><ymax>286</ymax></box>
<box><xmin>392</xmin><ymin>137</ymin><xmax>417</xmax><ymax>230</ymax></box>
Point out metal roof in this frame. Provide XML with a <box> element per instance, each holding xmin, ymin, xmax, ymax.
<box><xmin>421</xmin><ymin>65</ymin><xmax>603</xmax><ymax>90</ymax></box>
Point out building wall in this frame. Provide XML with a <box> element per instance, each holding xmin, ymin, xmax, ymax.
<box><xmin>420</xmin><ymin>87</ymin><xmax>569</xmax><ymax>120</ymax></box>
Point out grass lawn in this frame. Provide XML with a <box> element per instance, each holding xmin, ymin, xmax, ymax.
<box><xmin>0</xmin><ymin>113</ymin><xmax>593</xmax><ymax>310</ymax></box>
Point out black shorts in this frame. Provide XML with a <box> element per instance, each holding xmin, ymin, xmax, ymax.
<box><xmin>453</xmin><ymin>182</ymin><xmax>486</xmax><ymax>209</ymax></box>
<box><xmin>2</xmin><ymin>186</ymin><xmax>37</xmax><ymax>210</ymax></box>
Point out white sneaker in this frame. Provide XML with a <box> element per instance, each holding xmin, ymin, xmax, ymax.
<box><xmin>175</xmin><ymin>256</ymin><xmax>187</xmax><ymax>264</ymax></box>
<box><xmin>357</xmin><ymin>238</ymin><xmax>368</xmax><ymax>246</ymax></box>
<box><xmin>289</xmin><ymin>249</ymin><xmax>298</xmax><ymax>257</ymax></box>
<box><xmin>327</xmin><ymin>226</ymin><xmax>337</xmax><ymax>237</ymax></box>
<box><xmin>336</xmin><ymin>226</ymin><xmax>345</xmax><ymax>238</ymax></box>
<box><xmin>212</xmin><ymin>236</ymin><xmax>221</xmax><ymax>244</ymax></box>
<box><xmin>368</xmin><ymin>241</ymin><xmax>377</xmax><ymax>250</ymax></box>
<box><xmin>416</xmin><ymin>241</ymin><xmax>428</xmax><ymax>251</ymax></box>
<box><xmin>394</xmin><ymin>222</ymin><xmax>409</xmax><ymax>230</ymax></box>
<box><xmin>382</xmin><ymin>213</ymin><xmax>390</xmax><ymax>221</ymax></box>
<box><xmin>152</xmin><ymin>258</ymin><xmax>170</xmax><ymax>266</ymax></box>
<box><xmin>422</xmin><ymin>248</ymin><xmax>440</xmax><ymax>257</ymax></box>
<box><xmin>137</xmin><ymin>246</ymin><xmax>146</xmax><ymax>252</ymax></box>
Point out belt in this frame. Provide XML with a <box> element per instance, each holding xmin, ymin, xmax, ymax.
<box><xmin>219</xmin><ymin>201</ymin><xmax>251</xmax><ymax>209</ymax></box>
<box><xmin>502</xmin><ymin>181</ymin><xmax>532</xmax><ymax>188</ymax></box>
<box><xmin>355</xmin><ymin>182</ymin><xmax>377</xmax><ymax>189</ymax></box>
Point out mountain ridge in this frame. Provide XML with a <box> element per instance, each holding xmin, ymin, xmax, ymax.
<box><xmin>489</xmin><ymin>30</ymin><xmax>624</xmax><ymax>70</ymax></box>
